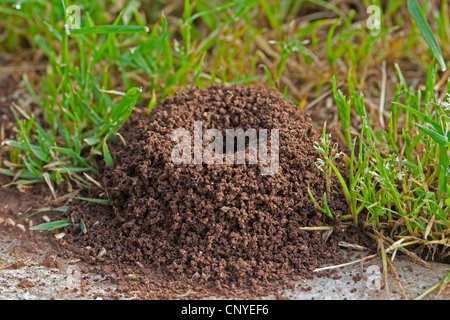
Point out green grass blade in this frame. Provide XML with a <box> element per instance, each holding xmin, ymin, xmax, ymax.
<box><xmin>74</xmin><ymin>197</ymin><xmax>109</xmax><ymax>205</ymax></box>
<box><xmin>407</xmin><ymin>0</ymin><xmax>446</xmax><ymax>71</ymax></box>
<box><xmin>393</xmin><ymin>102</ymin><xmax>443</xmax><ymax>134</ymax></box>
<box><xmin>51</xmin><ymin>147</ymin><xmax>94</xmax><ymax>170</ymax></box>
<box><xmin>69</xmin><ymin>25</ymin><xmax>149</xmax><ymax>35</ymax></box>
<box><xmin>102</xmin><ymin>137</ymin><xmax>114</xmax><ymax>167</ymax></box>
<box><xmin>80</xmin><ymin>218</ymin><xmax>87</xmax><ymax>234</ymax></box>
<box><xmin>30</xmin><ymin>220</ymin><xmax>70</xmax><ymax>231</ymax></box>
<box><xmin>415</xmin><ymin>123</ymin><xmax>446</xmax><ymax>146</ymax></box>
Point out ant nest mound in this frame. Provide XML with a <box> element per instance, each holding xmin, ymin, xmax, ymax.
<box><xmin>66</xmin><ymin>85</ymin><xmax>353</xmax><ymax>296</ymax></box>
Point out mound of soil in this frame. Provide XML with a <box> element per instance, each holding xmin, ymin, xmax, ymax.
<box><xmin>63</xmin><ymin>84</ymin><xmax>354</xmax><ymax>297</ymax></box>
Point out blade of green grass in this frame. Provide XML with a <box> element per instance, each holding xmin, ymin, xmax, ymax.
<box><xmin>30</xmin><ymin>220</ymin><xmax>70</xmax><ymax>231</ymax></box>
<box><xmin>17</xmin><ymin>206</ymin><xmax>70</xmax><ymax>221</ymax></box>
<box><xmin>407</xmin><ymin>0</ymin><xmax>446</xmax><ymax>71</ymax></box>
<box><xmin>69</xmin><ymin>25</ymin><xmax>149</xmax><ymax>35</ymax></box>
<box><xmin>74</xmin><ymin>197</ymin><xmax>109</xmax><ymax>205</ymax></box>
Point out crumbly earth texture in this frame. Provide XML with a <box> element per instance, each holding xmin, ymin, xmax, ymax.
<box><xmin>61</xmin><ymin>84</ymin><xmax>363</xmax><ymax>298</ymax></box>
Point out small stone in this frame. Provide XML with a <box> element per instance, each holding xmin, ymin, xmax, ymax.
<box><xmin>68</xmin><ymin>259</ymin><xmax>80</xmax><ymax>264</ymax></box>
<box><xmin>16</xmin><ymin>224</ymin><xmax>26</xmax><ymax>233</ymax></box>
<box><xmin>54</xmin><ymin>233</ymin><xmax>65</xmax><ymax>239</ymax></box>
<box><xmin>28</xmin><ymin>220</ymin><xmax>34</xmax><ymax>228</ymax></box>
<box><xmin>5</xmin><ymin>218</ymin><xmax>15</xmax><ymax>227</ymax></box>
<box><xmin>97</xmin><ymin>247</ymin><xmax>107</xmax><ymax>257</ymax></box>
<box><xmin>127</xmin><ymin>274</ymin><xmax>138</xmax><ymax>280</ymax></box>
<box><xmin>201</xmin><ymin>272</ymin><xmax>209</xmax><ymax>281</ymax></box>
<box><xmin>42</xmin><ymin>215</ymin><xmax>51</xmax><ymax>223</ymax></box>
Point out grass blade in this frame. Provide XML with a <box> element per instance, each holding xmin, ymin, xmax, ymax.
<box><xmin>30</xmin><ymin>220</ymin><xmax>70</xmax><ymax>231</ymax></box>
<box><xmin>80</xmin><ymin>218</ymin><xmax>87</xmax><ymax>234</ymax></box>
<box><xmin>18</xmin><ymin>206</ymin><xmax>70</xmax><ymax>221</ymax></box>
<box><xmin>69</xmin><ymin>25</ymin><xmax>149</xmax><ymax>35</ymax></box>
<box><xmin>74</xmin><ymin>197</ymin><xmax>109</xmax><ymax>205</ymax></box>
<box><xmin>102</xmin><ymin>136</ymin><xmax>114</xmax><ymax>167</ymax></box>
<box><xmin>407</xmin><ymin>0</ymin><xmax>446</xmax><ymax>71</ymax></box>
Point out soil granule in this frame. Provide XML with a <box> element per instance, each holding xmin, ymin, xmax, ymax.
<box><xmin>62</xmin><ymin>84</ymin><xmax>356</xmax><ymax>298</ymax></box>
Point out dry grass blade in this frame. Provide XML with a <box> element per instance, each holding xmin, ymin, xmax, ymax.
<box><xmin>379</xmin><ymin>238</ymin><xmax>390</xmax><ymax>298</ymax></box>
<box><xmin>0</xmin><ymin>65</ymin><xmax>46</xmax><ymax>72</ymax></box>
<box><xmin>374</xmin><ymin>231</ymin><xmax>432</xmax><ymax>269</ymax></box>
<box><xmin>299</xmin><ymin>226</ymin><xmax>333</xmax><ymax>231</ymax></box>
<box><xmin>0</xmin><ymin>123</ymin><xmax>4</xmax><ymax>142</ymax></box>
<box><xmin>114</xmin><ymin>132</ymin><xmax>127</xmax><ymax>146</ymax></box>
<box><xmin>83</xmin><ymin>173</ymin><xmax>105</xmax><ymax>191</ymax></box>
<box><xmin>386</xmin><ymin>257</ymin><xmax>410</xmax><ymax>300</ymax></box>
<box><xmin>387</xmin><ymin>237</ymin><xmax>407</xmax><ymax>261</ymax></box>
<box><xmin>303</xmin><ymin>86</ymin><xmax>335</xmax><ymax>111</ymax></box>
<box><xmin>43</xmin><ymin>172</ymin><xmax>57</xmax><ymax>200</ymax></box>
<box><xmin>423</xmin><ymin>215</ymin><xmax>435</xmax><ymax>240</ymax></box>
<box><xmin>322</xmin><ymin>229</ymin><xmax>333</xmax><ymax>242</ymax></box>
<box><xmin>313</xmin><ymin>254</ymin><xmax>377</xmax><ymax>273</ymax></box>
<box><xmin>339</xmin><ymin>241</ymin><xmax>369</xmax><ymax>251</ymax></box>
<box><xmin>10</xmin><ymin>101</ymin><xmax>30</xmax><ymax>120</ymax></box>
<box><xmin>379</xmin><ymin>60</ymin><xmax>387</xmax><ymax>128</ymax></box>
<box><xmin>55</xmin><ymin>189</ymin><xmax>80</xmax><ymax>202</ymax></box>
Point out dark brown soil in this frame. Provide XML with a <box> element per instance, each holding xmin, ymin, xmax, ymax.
<box><xmin>61</xmin><ymin>84</ymin><xmax>362</xmax><ymax>298</ymax></box>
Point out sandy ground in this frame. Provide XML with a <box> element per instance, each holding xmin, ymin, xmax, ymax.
<box><xmin>0</xmin><ymin>232</ymin><xmax>448</xmax><ymax>300</ymax></box>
